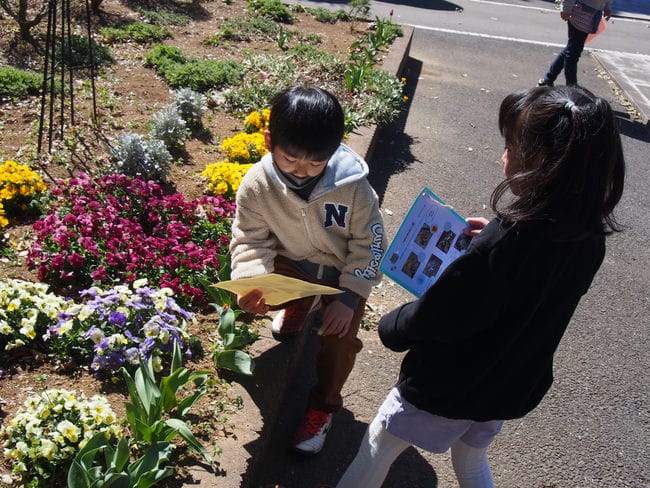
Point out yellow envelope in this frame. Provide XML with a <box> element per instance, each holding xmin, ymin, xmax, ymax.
<box><xmin>212</xmin><ymin>273</ymin><xmax>342</xmax><ymax>306</ymax></box>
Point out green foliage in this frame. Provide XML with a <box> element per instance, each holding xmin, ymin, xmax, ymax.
<box><xmin>138</xmin><ymin>8</ymin><xmax>191</xmax><ymax>26</ymax></box>
<box><xmin>372</xmin><ymin>17</ymin><xmax>403</xmax><ymax>45</ymax></box>
<box><xmin>57</xmin><ymin>34</ymin><xmax>113</xmax><ymax>69</ymax></box>
<box><xmin>68</xmin><ymin>342</ymin><xmax>211</xmax><ymax>487</ymax></box>
<box><xmin>277</xmin><ymin>26</ymin><xmax>290</xmax><ymax>50</ymax></box>
<box><xmin>311</xmin><ymin>7</ymin><xmax>337</xmax><ymax>24</ymax></box>
<box><xmin>144</xmin><ymin>45</ymin><xmax>244</xmax><ymax>92</ymax></box>
<box><xmin>335</xmin><ymin>8</ymin><xmax>350</xmax><ymax>21</ymax></box>
<box><xmin>0</xmin><ymin>66</ymin><xmax>42</xmax><ymax>101</ymax></box>
<box><xmin>347</xmin><ymin>0</ymin><xmax>371</xmax><ymax>20</ymax></box>
<box><xmin>101</xmin><ymin>21</ymin><xmax>171</xmax><ymax>44</ymax></box>
<box><xmin>199</xmin><ymin>259</ymin><xmax>258</xmax><ymax>377</ymax></box>
<box><xmin>206</xmin><ymin>16</ymin><xmax>280</xmax><ymax>44</ymax></box>
<box><xmin>121</xmin><ymin>342</ymin><xmax>213</xmax><ymax>463</ymax></box>
<box><xmin>246</xmin><ymin>0</ymin><xmax>294</xmax><ymax>23</ymax></box>
<box><xmin>68</xmin><ymin>434</ymin><xmax>175</xmax><ymax>488</ymax></box>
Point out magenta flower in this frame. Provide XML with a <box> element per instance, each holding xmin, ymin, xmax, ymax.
<box><xmin>27</xmin><ymin>173</ymin><xmax>235</xmax><ymax>306</ymax></box>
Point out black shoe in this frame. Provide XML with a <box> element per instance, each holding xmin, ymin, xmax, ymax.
<box><xmin>537</xmin><ymin>78</ymin><xmax>554</xmax><ymax>87</ymax></box>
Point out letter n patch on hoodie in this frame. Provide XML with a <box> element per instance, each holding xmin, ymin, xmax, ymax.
<box><xmin>323</xmin><ymin>203</ymin><xmax>349</xmax><ymax>228</ymax></box>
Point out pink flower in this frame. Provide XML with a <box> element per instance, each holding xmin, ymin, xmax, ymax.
<box><xmin>68</xmin><ymin>252</ymin><xmax>85</xmax><ymax>269</ymax></box>
<box><xmin>91</xmin><ymin>265</ymin><xmax>107</xmax><ymax>281</ymax></box>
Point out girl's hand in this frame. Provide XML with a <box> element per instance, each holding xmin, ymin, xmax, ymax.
<box><xmin>464</xmin><ymin>217</ymin><xmax>490</xmax><ymax>236</ymax></box>
<box><xmin>318</xmin><ymin>301</ymin><xmax>354</xmax><ymax>339</ymax></box>
<box><xmin>237</xmin><ymin>289</ymin><xmax>269</xmax><ymax>315</ymax></box>
<box><xmin>560</xmin><ymin>12</ymin><xmax>570</xmax><ymax>21</ymax></box>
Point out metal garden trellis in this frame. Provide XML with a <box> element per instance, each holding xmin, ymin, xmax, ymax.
<box><xmin>37</xmin><ymin>0</ymin><xmax>98</xmax><ymax>155</ymax></box>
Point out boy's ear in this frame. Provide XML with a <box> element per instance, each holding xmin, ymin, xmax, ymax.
<box><xmin>263</xmin><ymin>130</ymin><xmax>272</xmax><ymax>152</ymax></box>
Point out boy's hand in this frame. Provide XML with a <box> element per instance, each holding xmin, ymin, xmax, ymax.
<box><xmin>318</xmin><ymin>301</ymin><xmax>354</xmax><ymax>339</ymax></box>
<box><xmin>464</xmin><ymin>217</ymin><xmax>490</xmax><ymax>237</ymax></box>
<box><xmin>237</xmin><ymin>289</ymin><xmax>270</xmax><ymax>315</ymax></box>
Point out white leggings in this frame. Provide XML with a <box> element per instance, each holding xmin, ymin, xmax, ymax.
<box><xmin>337</xmin><ymin>415</ymin><xmax>495</xmax><ymax>488</ymax></box>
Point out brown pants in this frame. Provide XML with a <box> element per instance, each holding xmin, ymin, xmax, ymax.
<box><xmin>273</xmin><ymin>256</ymin><xmax>364</xmax><ymax>413</ymax></box>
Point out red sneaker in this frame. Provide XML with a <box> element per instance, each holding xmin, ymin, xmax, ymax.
<box><xmin>271</xmin><ymin>297</ymin><xmax>319</xmax><ymax>340</ymax></box>
<box><xmin>293</xmin><ymin>407</ymin><xmax>333</xmax><ymax>455</ymax></box>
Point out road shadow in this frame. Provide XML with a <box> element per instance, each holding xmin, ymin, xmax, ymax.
<box><xmin>298</xmin><ymin>0</ymin><xmax>462</xmax><ymax>12</ymax></box>
<box><xmin>615</xmin><ymin>111</ymin><xmax>650</xmax><ymax>142</ymax></box>
<box><xmin>368</xmin><ymin>56</ymin><xmax>423</xmax><ymax>205</ymax></box>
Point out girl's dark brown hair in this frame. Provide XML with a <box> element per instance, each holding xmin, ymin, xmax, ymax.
<box><xmin>493</xmin><ymin>85</ymin><xmax>625</xmax><ymax>237</ymax></box>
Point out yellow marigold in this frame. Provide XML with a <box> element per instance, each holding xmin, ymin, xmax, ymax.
<box><xmin>220</xmin><ymin>132</ymin><xmax>268</xmax><ymax>165</ymax></box>
<box><xmin>202</xmin><ymin>161</ymin><xmax>253</xmax><ymax>200</ymax></box>
<box><xmin>243</xmin><ymin>109</ymin><xmax>271</xmax><ymax>134</ymax></box>
<box><xmin>0</xmin><ymin>160</ymin><xmax>47</xmax><ymax>227</ymax></box>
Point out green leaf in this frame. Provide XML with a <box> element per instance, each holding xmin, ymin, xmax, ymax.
<box><xmin>218</xmin><ymin>307</ymin><xmax>235</xmax><ymax>337</ymax></box>
<box><xmin>175</xmin><ymin>385</ymin><xmax>208</xmax><ymax>418</ymax></box>
<box><xmin>198</xmin><ymin>275</ymin><xmax>232</xmax><ymax>307</ymax></box>
<box><xmin>134</xmin><ymin>360</ymin><xmax>163</xmax><ymax>422</ymax></box>
<box><xmin>217</xmin><ymin>252</ymin><xmax>232</xmax><ymax>281</ymax></box>
<box><xmin>112</xmin><ymin>437</ymin><xmax>131</xmax><ymax>472</ymax></box>
<box><xmin>215</xmin><ymin>349</ymin><xmax>255</xmax><ymax>375</ymax></box>
<box><xmin>160</xmin><ymin>366</ymin><xmax>210</xmax><ymax>414</ymax></box>
<box><xmin>128</xmin><ymin>442</ymin><xmax>175</xmax><ymax>488</ymax></box>
<box><xmin>164</xmin><ymin>418</ymin><xmax>213</xmax><ymax>464</ymax></box>
<box><xmin>170</xmin><ymin>338</ymin><xmax>183</xmax><ymax>374</ymax></box>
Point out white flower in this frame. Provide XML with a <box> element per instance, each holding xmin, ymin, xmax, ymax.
<box><xmin>133</xmin><ymin>278</ymin><xmax>148</xmax><ymax>289</ymax></box>
<box><xmin>56</xmin><ymin>420</ymin><xmax>81</xmax><ymax>443</ymax></box>
<box><xmin>39</xmin><ymin>438</ymin><xmax>58</xmax><ymax>460</ymax></box>
<box><xmin>152</xmin><ymin>355</ymin><xmax>163</xmax><ymax>372</ymax></box>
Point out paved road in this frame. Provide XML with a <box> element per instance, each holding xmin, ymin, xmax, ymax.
<box><xmin>255</xmin><ymin>4</ymin><xmax>650</xmax><ymax>487</ymax></box>
<box><xmin>301</xmin><ymin>0</ymin><xmax>650</xmax><ymax>125</ymax></box>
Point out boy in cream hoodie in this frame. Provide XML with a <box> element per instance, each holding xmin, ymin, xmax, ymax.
<box><xmin>230</xmin><ymin>86</ymin><xmax>386</xmax><ymax>455</ymax></box>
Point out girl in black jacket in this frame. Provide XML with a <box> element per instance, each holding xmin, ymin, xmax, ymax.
<box><xmin>337</xmin><ymin>85</ymin><xmax>625</xmax><ymax>488</ymax></box>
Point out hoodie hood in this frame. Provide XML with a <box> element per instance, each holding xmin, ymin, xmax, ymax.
<box><xmin>262</xmin><ymin>143</ymin><xmax>369</xmax><ymax>201</ymax></box>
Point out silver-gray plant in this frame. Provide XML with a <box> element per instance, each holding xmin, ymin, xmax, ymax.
<box><xmin>173</xmin><ymin>88</ymin><xmax>207</xmax><ymax>128</ymax></box>
<box><xmin>111</xmin><ymin>132</ymin><xmax>172</xmax><ymax>182</ymax></box>
<box><xmin>149</xmin><ymin>104</ymin><xmax>189</xmax><ymax>149</ymax></box>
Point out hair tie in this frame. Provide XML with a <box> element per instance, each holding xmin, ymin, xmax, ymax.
<box><xmin>564</xmin><ymin>101</ymin><xmax>577</xmax><ymax>113</ymax></box>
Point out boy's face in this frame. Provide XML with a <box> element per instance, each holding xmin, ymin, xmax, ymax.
<box><xmin>264</xmin><ymin>131</ymin><xmax>328</xmax><ymax>179</ymax></box>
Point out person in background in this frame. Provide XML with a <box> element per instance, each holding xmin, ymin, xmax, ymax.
<box><xmin>230</xmin><ymin>86</ymin><xmax>386</xmax><ymax>456</ymax></box>
<box><xmin>337</xmin><ymin>85</ymin><xmax>625</xmax><ymax>488</ymax></box>
<box><xmin>538</xmin><ymin>0</ymin><xmax>612</xmax><ymax>87</ymax></box>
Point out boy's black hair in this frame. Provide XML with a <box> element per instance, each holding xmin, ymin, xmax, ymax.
<box><xmin>494</xmin><ymin>85</ymin><xmax>625</xmax><ymax>237</ymax></box>
<box><xmin>268</xmin><ymin>86</ymin><xmax>345</xmax><ymax>161</ymax></box>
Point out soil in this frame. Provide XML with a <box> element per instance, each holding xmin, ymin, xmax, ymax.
<box><xmin>0</xmin><ymin>1</ymin><xmax>375</xmax><ymax>485</ymax></box>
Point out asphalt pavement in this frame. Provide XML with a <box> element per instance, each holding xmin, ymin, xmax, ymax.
<box><xmin>252</xmin><ymin>5</ymin><xmax>649</xmax><ymax>487</ymax></box>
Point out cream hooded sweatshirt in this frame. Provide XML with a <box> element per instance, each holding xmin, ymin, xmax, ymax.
<box><xmin>230</xmin><ymin>144</ymin><xmax>386</xmax><ymax>300</ymax></box>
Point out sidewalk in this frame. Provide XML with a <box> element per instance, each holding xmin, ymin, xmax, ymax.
<box><xmin>596</xmin><ymin>0</ymin><xmax>650</xmax><ymax>126</ymax></box>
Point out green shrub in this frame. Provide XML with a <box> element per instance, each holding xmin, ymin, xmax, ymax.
<box><xmin>144</xmin><ymin>44</ymin><xmax>188</xmax><ymax>68</ymax></box>
<box><xmin>347</xmin><ymin>0</ymin><xmax>371</xmax><ymax>20</ymax></box>
<box><xmin>335</xmin><ymin>8</ymin><xmax>350</xmax><ymax>21</ymax></box>
<box><xmin>56</xmin><ymin>34</ymin><xmax>113</xmax><ymax>68</ymax></box>
<box><xmin>101</xmin><ymin>21</ymin><xmax>171</xmax><ymax>44</ymax></box>
<box><xmin>0</xmin><ymin>66</ymin><xmax>42</xmax><ymax>100</ymax></box>
<box><xmin>211</xmin><ymin>16</ymin><xmax>280</xmax><ymax>43</ymax></box>
<box><xmin>145</xmin><ymin>45</ymin><xmax>244</xmax><ymax>92</ymax></box>
<box><xmin>246</xmin><ymin>0</ymin><xmax>293</xmax><ymax>23</ymax></box>
<box><xmin>138</xmin><ymin>8</ymin><xmax>191</xmax><ymax>26</ymax></box>
<box><xmin>311</xmin><ymin>7</ymin><xmax>337</xmax><ymax>24</ymax></box>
